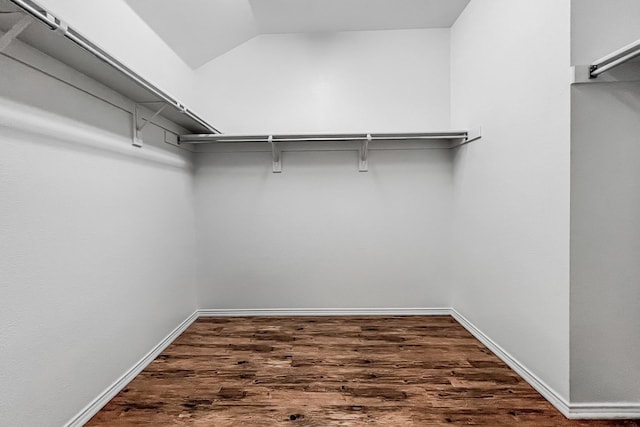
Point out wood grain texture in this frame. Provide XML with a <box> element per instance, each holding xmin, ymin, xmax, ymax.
<box><xmin>88</xmin><ymin>316</ymin><xmax>639</xmax><ymax>426</ymax></box>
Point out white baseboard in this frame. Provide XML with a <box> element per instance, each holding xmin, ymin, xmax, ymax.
<box><xmin>64</xmin><ymin>310</ymin><xmax>199</xmax><ymax>427</ymax></box>
<box><xmin>65</xmin><ymin>307</ymin><xmax>640</xmax><ymax>425</ymax></box>
<box><xmin>449</xmin><ymin>308</ymin><xmax>572</xmax><ymax>418</ymax></box>
<box><xmin>197</xmin><ymin>307</ymin><xmax>451</xmax><ymax>317</ymax></box>
<box><xmin>63</xmin><ymin>307</ymin><xmax>447</xmax><ymax>426</ymax></box>
<box><xmin>567</xmin><ymin>403</ymin><xmax>640</xmax><ymax>420</ymax></box>
<box><xmin>450</xmin><ymin>308</ymin><xmax>640</xmax><ymax>420</ymax></box>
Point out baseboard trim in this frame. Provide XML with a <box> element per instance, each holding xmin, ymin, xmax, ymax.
<box><xmin>64</xmin><ymin>310</ymin><xmax>199</xmax><ymax>427</ymax></box>
<box><xmin>65</xmin><ymin>307</ymin><xmax>640</xmax><ymax>424</ymax></box>
<box><xmin>450</xmin><ymin>308</ymin><xmax>640</xmax><ymax>420</ymax></box>
<box><xmin>449</xmin><ymin>308</ymin><xmax>572</xmax><ymax>418</ymax></box>
<box><xmin>567</xmin><ymin>403</ymin><xmax>640</xmax><ymax>420</ymax></box>
<box><xmin>197</xmin><ymin>307</ymin><xmax>451</xmax><ymax>317</ymax></box>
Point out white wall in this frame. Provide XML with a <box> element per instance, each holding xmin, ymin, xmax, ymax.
<box><xmin>570</xmin><ymin>0</ymin><xmax>640</xmax><ymax>404</ymax></box>
<box><xmin>0</xmin><ymin>43</ymin><xmax>198</xmax><ymax>425</ymax></box>
<box><xmin>571</xmin><ymin>0</ymin><xmax>640</xmax><ymax>66</ymax></box>
<box><xmin>194</xmin><ymin>29</ymin><xmax>451</xmax><ymax>133</ymax></box>
<box><xmin>192</xmin><ymin>28</ymin><xmax>454</xmax><ymax>309</ymax></box>
<box><xmin>13</xmin><ymin>0</ymin><xmax>640</xmax><ymax>419</ymax></box>
<box><xmin>194</xmin><ymin>147</ymin><xmax>453</xmax><ymax>309</ymax></box>
<box><xmin>570</xmin><ymin>82</ymin><xmax>640</xmax><ymax>404</ymax></box>
<box><xmin>450</xmin><ymin>0</ymin><xmax>572</xmax><ymax>401</ymax></box>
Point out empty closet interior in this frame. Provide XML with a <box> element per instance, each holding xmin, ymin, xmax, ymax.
<box><xmin>1</xmin><ymin>0</ymin><xmax>639</xmax><ymax>425</ymax></box>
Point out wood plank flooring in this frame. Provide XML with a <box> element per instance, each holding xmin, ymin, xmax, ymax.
<box><xmin>88</xmin><ymin>316</ymin><xmax>639</xmax><ymax>426</ymax></box>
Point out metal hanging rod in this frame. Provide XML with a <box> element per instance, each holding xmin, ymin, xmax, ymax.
<box><xmin>181</xmin><ymin>129</ymin><xmax>482</xmax><ymax>173</ymax></box>
<box><xmin>180</xmin><ymin>131</ymin><xmax>471</xmax><ymax>144</ymax></box>
<box><xmin>590</xmin><ymin>38</ymin><xmax>640</xmax><ymax>78</ymax></box>
<box><xmin>6</xmin><ymin>0</ymin><xmax>221</xmax><ymax>134</ymax></box>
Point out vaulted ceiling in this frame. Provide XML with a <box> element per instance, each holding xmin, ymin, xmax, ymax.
<box><xmin>250</xmin><ymin>0</ymin><xmax>471</xmax><ymax>34</ymax></box>
<box><xmin>125</xmin><ymin>0</ymin><xmax>470</xmax><ymax>69</ymax></box>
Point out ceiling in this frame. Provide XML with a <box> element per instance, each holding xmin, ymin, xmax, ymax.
<box><xmin>125</xmin><ymin>0</ymin><xmax>470</xmax><ymax>69</ymax></box>
<box><xmin>124</xmin><ymin>0</ymin><xmax>259</xmax><ymax>69</ymax></box>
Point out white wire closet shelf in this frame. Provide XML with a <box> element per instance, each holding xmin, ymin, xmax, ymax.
<box><xmin>182</xmin><ymin>129</ymin><xmax>482</xmax><ymax>173</ymax></box>
<box><xmin>0</xmin><ymin>0</ymin><xmax>483</xmax><ymax>172</ymax></box>
<box><xmin>180</xmin><ymin>130</ymin><xmax>473</xmax><ymax>144</ymax></box>
<box><xmin>0</xmin><ymin>0</ymin><xmax>220</xmax><ymax>135</ymax></box>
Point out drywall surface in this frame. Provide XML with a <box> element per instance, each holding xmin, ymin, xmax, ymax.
<box><xmin>35</xmin><ymin>0</ymin><xmax>196</xmax><ymax>106</ymax></box>
<box><xmin>194</xmin><ymin>147</ymin><xmax>453</xmax><ymax>309</ymax></box>
<box><xmin>570</xmin><ymin>0</ymin><xmax>640</xmax><ymax>404</ymax></box>
<box><xmin>451</xmin><ymin>0</ymin><xmax>571</xmax><ymax>401</ymax></box>
<box><xmin>125</xmin><ymin>0</ymin><xmax>258</xmax><ymax>68</ymax></box>
<box><xmin>0</xmin><ymin>50</ymin><xmax>198</xmax><ymax>425</ymax></box>
<box><xmin>194</xmin><ymin>29</ymin><xmax>451</xmax><ymax>133</ymax></box>
<box><xmin>571</xmin><ymin>0</ymin><xmax>640</xmax><ymax>66</ymax></box>
<box><xmin>570</xmin><ymin>82</ymin><xmax>640</xmax><ymax>404</ymax></box>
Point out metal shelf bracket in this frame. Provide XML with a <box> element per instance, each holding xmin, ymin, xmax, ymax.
<box><xmin>359</xmin><ymin>133</ymin><xmax>371</xmax><ymax>172</ymax></box>
<box><xmin>0</xmin><ymin>14</ymin><xmax>33</xmax><ymax>53</ymax></box>
<box><xmin>450</xmin><ymin>126</ymin><xmax>482</xmax><ymax>148</ymax></box>
<box><xmin>133</xmin><ymin>102</ymin><xmax>167</xmax><ymax>147</ymax></box>
<box><xmin>269</xmin><ymin>135</ymin><xmax>282</xmax><ymax>173</ymax></box>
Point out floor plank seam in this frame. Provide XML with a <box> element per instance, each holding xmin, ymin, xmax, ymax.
<box><xmin>69</xmin><ymin>309</ymin><xmax>638</xmax><ymax>426</ymax></box>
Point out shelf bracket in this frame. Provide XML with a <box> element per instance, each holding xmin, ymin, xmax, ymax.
<box><xmin>451</xmin><ymin>126</ymin><xmax>482</xmax><ymax>148</ymax></box>
<box><xmin>359</xmin><ymin>133</ymin><xmax>371</xmax><ymax>172</ymax></box>
<box><xmin>132</xmin><ymin>102</ymin><xmax>167</xmax><ymax>147</ymax></box>
<box><xmin>270</xmin><ymin>135</ymin><xmax>282</xmax><ymax>173</ymax></box>
<box><xmin>0</xmin><ymin>15</ymin><xmax>33</xmax><ymax>53</ymax></box>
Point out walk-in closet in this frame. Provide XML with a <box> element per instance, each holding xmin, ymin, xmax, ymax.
<box><xmin>1</xmin><ymin>0</ymin><xmax>639</xmax><ymax>425</ymax></box>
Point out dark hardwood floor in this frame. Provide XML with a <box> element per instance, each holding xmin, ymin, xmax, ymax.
<box><xmin>88</xmin><ymin>316</ymin><xmax>639</xmax><ymax>426</ymax></box>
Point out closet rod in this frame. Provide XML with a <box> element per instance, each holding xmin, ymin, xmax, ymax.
<box><xmin>7</xmin><ymin>0</ymin><xmax>221</xmax><ymax>134</ymax></box>
<box><xmin>590</xmin><ymin>38</ymin><xmax>640</xmax><ymax>78</ymax></box>
<box><xmin>180</xmin><ymin>131</ymin><xmax>469</xmax><ymax>144</ymax></box>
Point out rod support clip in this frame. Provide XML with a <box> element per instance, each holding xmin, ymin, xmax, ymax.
<box><xmin>53</xmin><ymin>19</ymin><xmax>68</xmax><ymax>36</ymax></box>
